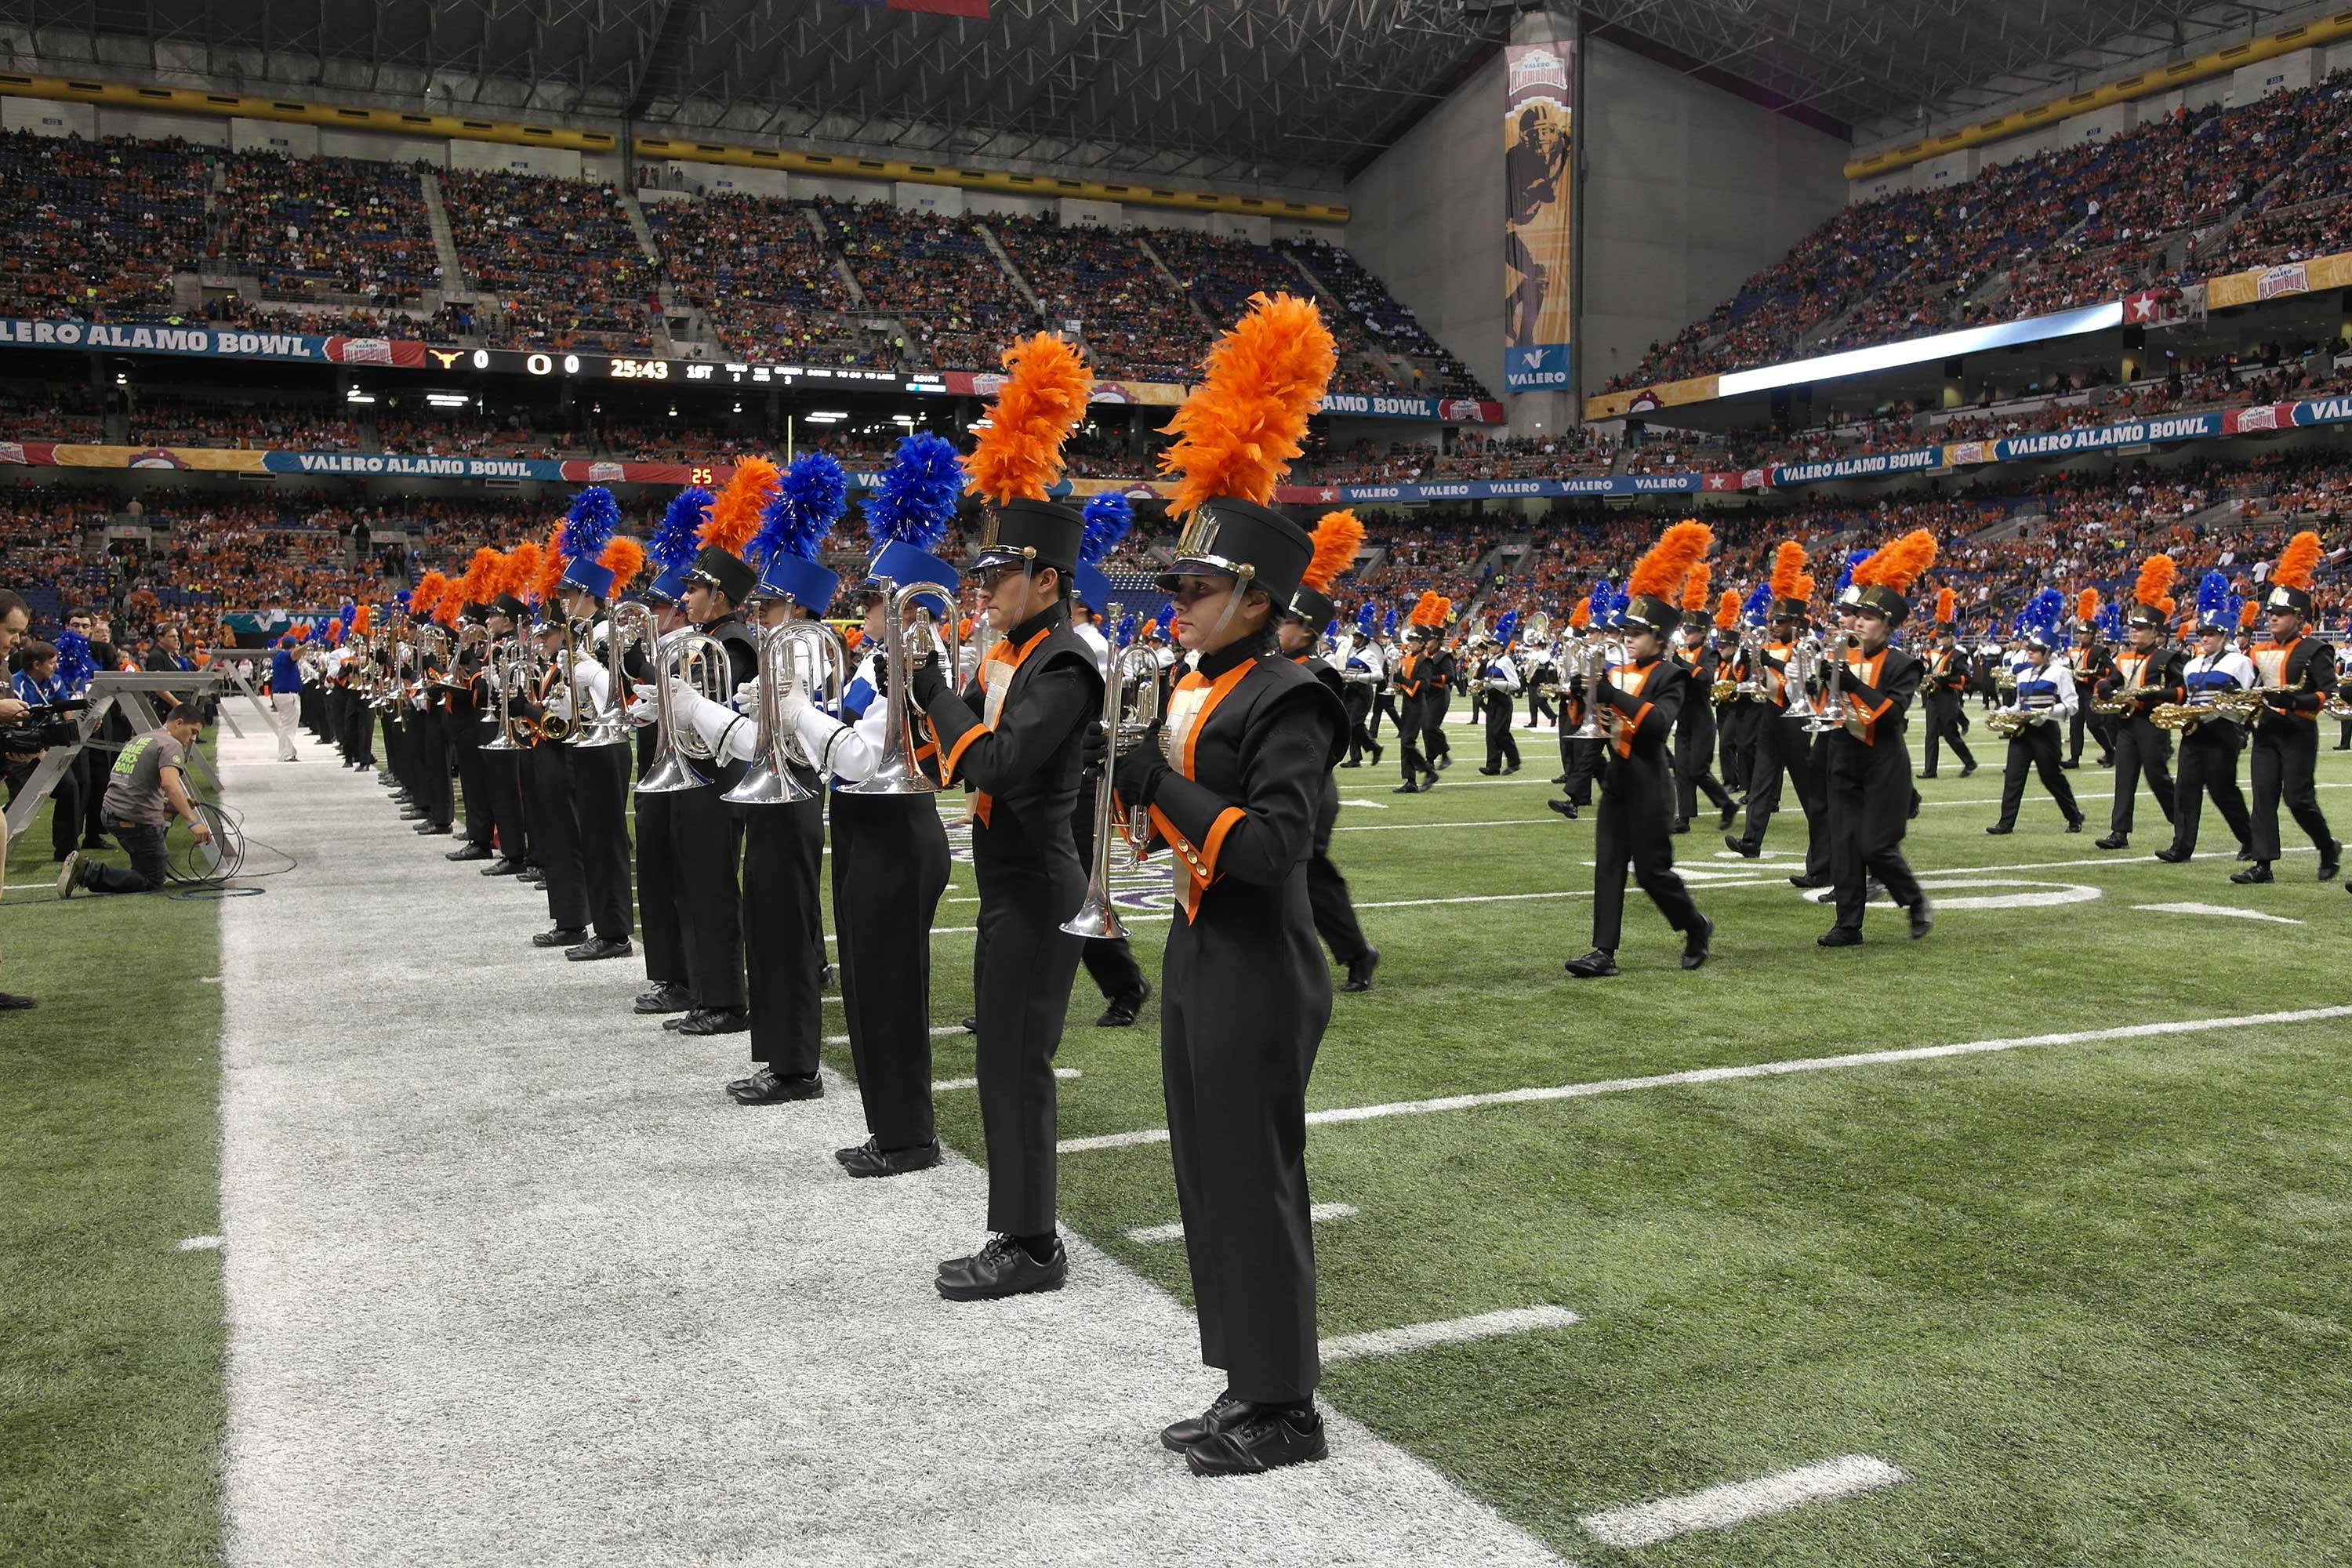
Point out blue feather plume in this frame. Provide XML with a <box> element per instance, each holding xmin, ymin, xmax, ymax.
<box><xmin>1118</xmin><ymin>613</ymin><xmax>1138</xmax><ymax>645</ymax></box>
<box><xmin>1324</xmin><ymin>619</ymin><xmax>1340</xmax><ymax>639</ymax></box>
<box><xmin>1586</xmin><ymin>579</ymin><xmax>1612</xmax><ymax>622</ymax></box>
<box><xmin>754</xmin><ymin>452</ymin><xmax>850</xmax><ymax>567</ymax></box>
<box><xmin>1835</xmin><ymin>548</ymin><xmax>1871</xmax><ymax>594</ymax></box>
<box><xmin>1080</xmin><ymin>492</ymin><xmax>1134</xmax><ymax>568</ymax></box>
<box><xmin>338</xmin><ymin>601</ymin><xmax>357</xmax><ymax>630</ymax></box>
<box><xmin>54</xmin><ymin>628</ymin><xmax>96</xmax><ymax>692</ymax></box>
<box><xmin>1742</xmin><ymin>581</ymin><xmax>1773</xmax><ymax>626</ymax></box>
<box><xmin>652</xmin><ymin>487</ymin><xmax>712</xmax><ymax>572</ymax></box>
<box><xmin>561</xmin><ymin>486</ymin><xmax>620</xmax><ymax>563</ymax></box>
<box><xmin>864</xmin><ymin>433</ymin><xmax>962</xmax><ymax>552</ymax></box>
<box><xmin>1383</xmin><ymin>606</ymin><xmax>1399</xmax><ymax>637</ymax></box>
<box><xmin>1355</xmin><ymin>602</ymin><xmax>1377</xmax><ymax>637</ymax></box>
<box><xmin>2195</xmin><ymin>570</ymin><xmax>2230</xmax><ymax>624</ymax></box>
<box><xmin>1494</xmin><ymin>610</ymin><xmax>1519</xmax><ymax>646</ymax></box>
<box><xmin>2020</xmin><ymin>587</ymin><xmax>2064</xmax><ymax>645</ymax></box>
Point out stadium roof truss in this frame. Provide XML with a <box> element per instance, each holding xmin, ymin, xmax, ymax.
<box><xmin>0</xmin><ymin>0</ymin><xmax>2302</xmax><ymax>183</ymax></box>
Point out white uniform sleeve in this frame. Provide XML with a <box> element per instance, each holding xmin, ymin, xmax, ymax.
<box><xmin>793</xmin><ymin>702</ymin><xmax>879</xmax><ymax>782</ymax></box>
<box><xmin>673</xmin><ymin>685</ymin><xmax>753</xmax><ymax>761</ymax></box>
<box><xmin>2049</xmin><ymin>662</ymin><xmax>2079</xmax><ymax>719</ymax></box>
<box><xmin>572</xmin><ymin>658</ymin><xmax>611</xmax><ymax>710</ymax></box>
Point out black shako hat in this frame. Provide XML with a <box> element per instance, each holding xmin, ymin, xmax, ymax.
<box><xmin>686</xmin><ymin>544</ymin><xmax>760</xmax><ymax>608</ymax></box>
<box><xmin>1840</xmin><ymin>582</ymin><xmax>1913</xmax><ymax>627</ymax></box>
<box><xmin>1618</xmin><ymin>594</ymin><xmax>1682</xmax><ymax>637</ymax></box>
<box><xmin>1156</xmin><ymin>496</ymin><xmax>1314</xmax><ymax>608</ymax></box>
<box><xmin>967</xmin><ymin>497</ymin><xmax>1083</xmax><ymax>575</ymax></box>
<box><xmin>1289</xmin><ymin>584</ymin><xmax>1336</xmax><ymax>627</ymax></box>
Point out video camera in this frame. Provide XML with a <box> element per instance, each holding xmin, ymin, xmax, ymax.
<box><xmin>0</xmin><ymin>697</ymin><xmax>90</xmax><ymax>753</ymax></box>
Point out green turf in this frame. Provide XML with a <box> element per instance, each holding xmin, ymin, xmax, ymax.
<box><xmin>892</xmin><ymin>718</ymin><xmax>2352</xmax><ymax>1565</ymax></box>
<box><xmin>0</xmin><ymin>788</ymin><xmax>227</xmax><ymax>1568</ymax></box>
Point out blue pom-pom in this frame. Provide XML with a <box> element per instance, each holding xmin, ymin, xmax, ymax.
<box><xmin>653</xmin><ymin>487</ymin><xmax>713</xmax><ymax>572</ymax></box>
<box><xmin>864</xmin><ymin>434</ymin><xmax>963</xmax><ymax>552</ymax></box>
<box><xmin>54</xmin><ymin>628</ymin><xmax>96</xmax><ymax>692</ymax></box>
<box><xmin>562</xmin><ymin>487</ymin><xmax>620</xmax><ymax>563</ymax></box>
<box><xmin>754</xmin><ymin>452</ymin><xmax>851</xmax><ymax>567</ymax></box>
<box><xmin>1080</xmin><ymin>492</ymin><xmax>1134</xmax><ymax>568</ymax></box>
<box><xmin>1834</xmin><ymin>548</ymin><xmax>1871</xmax><ymax>593</ymax></box>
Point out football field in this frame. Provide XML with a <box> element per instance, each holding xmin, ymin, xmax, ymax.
<box><xmin>6</xmin><ymin>711</ymin><xmax>2351</xmax><ymax>1566</ymax></box>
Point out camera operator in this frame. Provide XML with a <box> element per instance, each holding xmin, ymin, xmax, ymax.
<box><xmin>57</xmin><ymin>703</ymin><xmax>210</xmax><ymax>898</ymax></box>
<box><xmin>0</xmin><ymin>588</ymin><xmax>37</xmax><ymax>1009</ymax></box>
<box><xmin>6</xmin><ymin>637</ymin><xmax>86</xmax><ymax>863</ymax></box>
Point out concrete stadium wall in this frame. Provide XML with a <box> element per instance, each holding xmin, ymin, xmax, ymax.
<box><xmin>1577</xmin><ymin>38</ymin><xmax>1850</xmax><ymax>402</ymax></box>
<box><xmin>2</xmin><ymin>94</ymin><xmax>94</xmax><ymax>137</ymax></box>
<box><xmin>446</xmin><ymin>139</ymin><xmax>582</xmax><ymax>180</ymax></box>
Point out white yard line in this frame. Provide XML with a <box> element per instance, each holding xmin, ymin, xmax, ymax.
<box><xmin>1321</xmin><ymin>1305</ymin><xmax>1582</xmax><ymax>1365</ymax></box>
<box><xmin>175</xmin><ymin>1235</ymin><xmax>224</xmax><ymax>1251</ymax></box>
<box><xmin>213</xmin><ymin>730</ymin><xmax>1565</xmax><ymax>1568</ymax></box>
<box><xmin>1580</xmin><ymin>1454</ymin><xmax>1907</xmax><ymax>1548</ymax></box>
<box><xmin>2134</xmin><ymin>902</ymin><xmax>2304</xmax><ymax>924</ymax></box>
<box><xmin>1058</xmin><ymin>1004</ymin><xmax>2352</xmax><ymax>1155</ymax></box>
<box><xmin>933</xmin><ymin>1066</ymin><xmax>1081</xmax><ymax>1092</ymax></box>
<box><xmin>1127</xmin><ymin>1202</ymin><xmax>1359</xmax><ymax>1247</ymax></box>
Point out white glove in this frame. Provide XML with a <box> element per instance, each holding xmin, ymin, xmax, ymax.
<box><xmin>627</xmin><ymin>681</ymin><xmax>658</xmax><ymax>726</ymax></box>
<box><xmin>731</xmin><ymin>676</ymin><xmax>761</xmax><ymax>716</ymax></box>
<box><xmin>543</xmin><ymin>692</ymin><xmax>573</xmax><ymax>724</ymax></box>
<box><xmin>778</xmin><ymin>678</ymin><xmax>812</xmax><ymax>731</ymax></box>
<box><xmin>672</xmin><ymin>684</ymin><xmax>750</xmax><ymax>763</ymax></box>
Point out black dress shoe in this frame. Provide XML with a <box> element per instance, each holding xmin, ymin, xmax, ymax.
<box><xmin>2153</xmin><ymin>847</ymin><xmax>2191</xmax><ymax>863</ymax></box>
<box><xmin>2094</xmin><ymin>754</ymin><xmax>2114</xmax><ymax>768</ymax></box>
<box><xmin>1184</xmin><ymin>1403</ymin><xmax>1329</xmax><ymax>1477</ymax></box>
<box><xmin>415</xmin><ymin>822</ymin><xmax>453</xmax><ymax>836</ymax></box>
<box><xmin>1960</xmin><ymin>764</ymin><xmax>1978</xmax><ymax>778</ymax></box>
<box><xmin>961</xmin><ymin>1016</ymin><xmax>978</xmax><ymax>1035</ymax></box>
<box><xmin>1719</xmin><ymin>803</ymin><xmax>1739</xmax><ymax>830</ymax></box>
<box><xmin>2230</xmin><ymin>862</ymin><xmax>2274</xmax><ymax>885</ymax></box>
<box><xmin>1680</xmin><ymin>913</ymin><xmax>1713</xmax><ymax>971</ymax></box>
<box><xmin>481</xmin><ymin>858</ymin><xmax>523</xmax><ymax>877</ymax></box>
<box><xmin>2064</xmin><ymin>817</ymin><xmax>2085</xmax><ymax>834</ymax></box>
<box><xmin>1392</xmin><ymin>781</ymin><xmax>1422</xmax><ymax>794</ymax></box>
<box><xmin>397</xmin><ymin>810</ymin><xmax>426</xmax><ymax>822</ymax></box>
<box><xmin>937</xmin><ymin>1234</ymin><xmax>1067</xmax><ymax>1301</ymax></box>
<box><xmin>634</xmin><ymin>982</ymin><xmax>695</xmax><ymax>1015</ymax></box>
<box><xmin>2318</xmin><ymin>841</ymin><xmax>2342</xmax><ymax>881</ymax></box>
<box><xmin>2095</xmin><ymin>833</ymin><xmax>2129</xmax><ymax>850</ymax></box>
<box><xmin>837</xmin><ymin>1137</ymin><xmax>943</xmax><ymax>1178</ymax></box>
<box><xmin>1563</xmin><ymin>948</ymin><xmax>1618</xmax><ymax>978</ymax></box>
<box><xmin>1724</xmin><ymin>836</ymin><xmax>1759</xmax><ymax>858</ymax></box>
<box><xmin>1478</xmin><ymin>765</ymin><xmax>1501</xmax><ymax>776</ymax></box>
<box><xmin>445</xmin><ymin>843</ymin><xmax>493</xmax><ymax>862</ymax></box>
<box><xmin>0</xmin><ymin>991</ymin><xmax>34</xmax><ymax>1010</ymax></box>
<box><xmin>1909</xmin><ymin>898</ymin><xmax>1935</xmax><ymax>941</ymax></box>
<box><xmin>1984</xmin><ymin>824</ymin><xmax>2013</xmax><ymax>836</ymax></box>
<box><xmin>677</xmin><ymin>1006</ymin><xmax>750</xmax><ymax>1035</ymax></box>
<box><xmin>565</xmin><ymin>935</ymin><xmax>633</xmax><ymax>961</ymax></box>
<box><xmin>532</xmin><ymin>926</ymin><xmax>588</xmax><ymax>948</ymax></box>
<box><xmin>1162</xmin><ymin>1390</ymin><xmax>1247</xmax><ymax>1452</ymax></box>
<box><xmin>2237</xmin><ymin>844</ymin><xmax>2256</xmax><ymax>862</ymax></box>
<box><xmin>1551</xmin><ymin>772</ymin><xmax>1570</xmax><ymax>784</ymax></box>
<box><xmin>821</xmin><ymin>964</ymin><xmax>837</xmax><ymax>989</ymax></box>
<box><xmin>1788</xmin><ymin>874</ymin><xmax>1831</xmax><ymax>889</ymax></box>
<box><xmin>728</xmin><ymin>1065</ymin><xmax>819</xmax><ymax>1102</ymax></box>
<box><xmin>1546</xmin><ymin>797</ymin><xmax>1578</xmax><ymax>819</ymax></box>
<box><xmin>1339</xmin><ymin>759</ymin><xmax>1360</xmax><ymax>768</ymax></box>
<box><xmin>1504</xmin><ymin>762</ymin><xmax>1520</xmax><ymax>775</ymax></box>
<box><xmin>1095</xmin><ymin>978</ymin><xmax>1151</xmax><ymax>1028</ymax></box>
<box><xmin>1369</xmin><ymin>744</ymin><xmax>1383</xmax><ymax>765</ymax></box>
<box><xmin>1670</xmin><ymin>818</ymin><xmax>1689</xmax><ymax>834</ymax></box>
<box><xmin>1436</xmin><ymin>754</ymin><xmax>1451</xmax><ymax>770</ymax></box>
<box><xmin>1917</xmin><ymin>771</ymin><xmax>1936</xmax><ymax>780</ymax></box>
<box><xmin>1818</xmin><ymin>926</ymin><xmax>1863</xmax><ymax>948</ymax></box>
<box><xmin>2061</xmin><ymin>758</ymin><xmax>2080</xmax><ymax>770</ymax></box>
<box><xmin>1341</xmin><ymin>946</ymin><xmax>1379</xmax><ymax>993</ymax></box>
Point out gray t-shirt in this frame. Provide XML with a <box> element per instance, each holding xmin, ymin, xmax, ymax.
<box><xmin>102</xmin><ymin>728</ymin><xmax>187</xmax><ymax>826</ymax></box>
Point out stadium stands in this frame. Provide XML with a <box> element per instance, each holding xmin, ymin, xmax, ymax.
<box><xmin>989</xmin><ymin>214</ymin><xmax>1206</xmax><ymax>383</ymax></box>
<box><xmin>206</xmin><ymin>151</ymin><xmax>441</xmax><ymax>305</ymax></box>
<box><xmin>644</xmin><ymin>193</ymin><xmax>881</xmax><ymax>366</ymax></box>
<box><xmin>819</xmin><ymin>200</ymin><xmax>1034</xmax><ymax>373</ymax></box>
<box><xmin>0</xmin><ymin>130</ymin><xmax>209</xmax><ymax>320</ymax></box>
<box><xmin>438</xmin><ymin>169</ymin><xmax>655</xmax><ymax>351</ymax></box>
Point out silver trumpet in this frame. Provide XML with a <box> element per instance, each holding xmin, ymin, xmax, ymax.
<box><xmin>570</xmin><ymin>601</ymin><xmax>652</xmax><ymax>749</ymax></box>
<box><xmin>1571</xmin><ymin>633</ymin><xmax>1615</xmax><ymax>742</ymax></box>
<box><xmin>1806</xmin><ymin>633</ymin><xmax>1856</xmax><ymax>734</ymax></box>
<box><xmin>1062</xmin><ymin>604</ymin><xmax>1163</xmax><ymax>940</ymax></box>
<box><xmin>482</xmin><ymin>636</ymin><xmax>523</xmax><ymax>752</ymax></box>
<box><xmin>839</xmin><ymin>582</ymin><xmax>967</xmax><ymax>798</ymax></box>
<box><xmin>1780</xmin><ymin>633</ymin><xmax>1821</xmax><ymax>723</ymax></box>
<box><xmin>637</xmin><ymin>627</ymin><xmax>735</xmax><ymax>794</ymax></box>
<box><xmin>724</xmin><ymin>620</ymin><xmax>850</xmax><ymax>806</ymax></box>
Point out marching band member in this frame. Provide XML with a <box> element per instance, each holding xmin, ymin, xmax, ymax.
<box><xmin>548</xmin><ymin>492</ymin><xmax>641</xmax><ymax>961</ymax></box>
<box><xmin>1110</xmin><ymin>292</ymin><xmax>1347</xmax><ymax>1475</ymax></box>
<box><xmin>2155</xmin><ymin>573</ymin><xmax>2256</xmax><ymax>864</ymax></box>
<box><xmin>1070</xmin><ymin>493</ymin><xmax>1153</xmax><ymax>1030</ymax></box>
<box><xmin>1565</xmin><ymin>522</ymin><xmax>1714</xmax><ymax>979</ymax></box>
<box><xmin>1819</xmin><ymin>531</ymin><xmax>1936</xmax><ymax>946</ymax></box>
<box><xmin>405</xmin><ymin>573</ymin><xmax>457</xmax><ymax>837</ymax></box>
<box><xmin>629</xmin><ymin>487</ymin><xmax>714</xmax><ymax>1018</ymax></box>
<box><xmin>1280</xmin><ymin>510</ymin><xmax>1377</xmax><ymax>993</ymax></box>
<box><xmin>1985</xmin><ymin>590</ymin><xmax>2086</xmax><ymax>836</ymax></box>
<box><xmin>1370</xmin><ymin>606</ymin><xmax>1402</xmax><ymax>747</ymax></box>
<box><xmin>1917</xmin><ymin>591</ymin><xmax>1976</xmax><ymax>779</ymax></box>
<box><xmin>2064</xmin><ymin>593</ymin><xmax>2112</xmax><ymax>769</ymax></box>
<box><xmin>1391</xmin><ymin>596</ymin><xmax>1445</xmax><ymax>793</ymax></box>
<box><xmin>912</xmin><ymin>333</ymin><xmax>1103</xmax><ymax>1302</ymax></box>
<box><xmin>1420</xmin><ymin>619</ymin><xmax>1456</xmax><ymax>775</ymax></box>
<box><xmin>518</xmin><ymin>537</ymin><xmax>593</xmax><ymax>942</ymax></box>
<box><xmin>1525</xmin><ymin>629</ymin><xmax>1559</xmax><ymax>734</ymax></box>
<box><xmin>1723</xmin><ymin>544</ymin><xmax>1828</xmax><ymax>888</ymax></box>
<box><xmin>1710</xmin><ymin>589</ymin><xmax>1755</xmax><ymax>798</ymax></box>
<box><xmin>1545</xmin><ymin>587</ymin><xmax>1605</xmax><ymax>819</ymax></box>
<box><xmin>1476</xmin><ymin>613</ymin><xmax>1523</xmax><ymax>775</ymax></box>
<box><xmin>1668</xmin><ymin>571</ymin><xmax>1734</xmax><ymax>833</ymax></box>
<box><xmin>1337</xmin><ymin>601</ymin><xmax>1385</xmax><ymax>768</ymax></box>
<box><xmin>2092</xmin><ymin>555</ymin><xmax>2184</xmax><ymax>851</ymax></box>
<box><xmin>446</xmin><ymin>549</ymin><xmax>504</xmax><ymax>864</ymax></box>
<box><xmin>476</xmin><ymin>557</ymin><xmax>537</xmax><ymax>878</ymax></box>
<box><xmin>2234</xmin><ymin>530</ymin><xmax>2340</xmax><ymax>885</ymax></box>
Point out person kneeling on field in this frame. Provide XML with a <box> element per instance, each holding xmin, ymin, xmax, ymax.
<box><xmin>59</xmin><ymin>704</ymin><xmax>209</xmax><ymax>898</ymax></box>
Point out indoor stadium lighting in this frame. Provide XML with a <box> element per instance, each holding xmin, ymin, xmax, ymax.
<box><xmin>346</xmin><ymin>393</ymin><xmax>377</xmax><ymax>405</ymax></box>
<box><xmin>891</xmin><ymin>415</ymin><xmax>916</xmax><ymax>426</ymax></box>
<box><xmin>1715</xmin><ymin>300</ymin><xmax>2125</xmax><ymax>397</ymax></box>
<box><xmin>425</xmin><ymin>394</ymin><xmax>470</xmax><ymax>408</ymax></box>
<box><xmin>805</xmin><ymin>411</ymin><xmax>847</xmax><ymax>423</ymax></box>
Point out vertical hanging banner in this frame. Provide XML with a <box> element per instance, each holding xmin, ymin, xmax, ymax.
<box><xmin>1503</xmin><ymin>38</ymin><xmax>1576</xmax><ymax>392</ymax></box>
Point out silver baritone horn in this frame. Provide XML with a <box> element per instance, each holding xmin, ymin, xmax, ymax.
<box><xmin>840</xmin><ymin>582</ymin><xmax>967</xmax><ymax>797</ymax></box>
<box><xmin>724</xmin><ymin>619</ymin><xmax>851</xmax><ymax>806</ymax></box>
<box><xmin>1063</xmin><ymin>601</ymin><xmax>1163</xmax><ymax>940</ymax></box>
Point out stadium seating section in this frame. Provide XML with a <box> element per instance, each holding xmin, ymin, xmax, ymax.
<box><xmin>438</xmin><ymin>169</ymin><xmax>655</xmax><ymax>352</ymax></box>
<box><xmin>206</xmin><ymin>151</ymin><xmax>441</xmax><ymax>305</ymax></box>
<box><xmin>0</xmin><ymin>130</ymin><xmax>209</xmax><ymax>318</ymax></box>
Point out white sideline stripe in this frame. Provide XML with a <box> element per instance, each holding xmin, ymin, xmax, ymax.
<box><xmin>175</xmin><ymin>1234</ymin><xmax>225</xmax><ymax>1251</ymax></box>
<box><xmin>2135</xmin><ymin>901</ymin><xmax>2304</xmax><ymax>924</ymax></box>
<box><xmin>1127</xmin><ymin>1202</ymin><xmax>1359</xmax><ymax>1245</ymax></box>
<box><xmin>932</xmin><ymin>1066</ymin><xmax>1080</xmax><ymax>1092</ymax></box>
<box><xmin>822</xmin><ymin>1022</ymin><xmax>968</xmax><ymax>1039</ymax></box>
<box><xmin>1058</xmin><ymin>1004</ymin><xmax>2352</xmax><ymax>1154</ymax></box>
<box><xmin>1320</xmin><ymin>1305</ymin><xmax>1582</xmax><ymax>1365</ymax></box>
<box><xmin>1580</xmin><ymin>1454</ymin><xmax>1908</xmax><ymax>1548</ymax></box>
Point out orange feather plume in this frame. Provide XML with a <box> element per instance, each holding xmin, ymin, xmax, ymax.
<box><xmin>2134</xmin><ymin>553</ymin><xmax>2177</xmax><ymax>608</ymax></box>
<box><xmin>2240</xmin><ymin>599</ymin><xmax>2260</xmax><ymax>629</ymax></box>
<box><xmin>458</xmin><ymin>546</ymin><xmax>502</xmax><ymax>609</ymax></box>
<box><xmin>1769</xmin><ymin>540</ymin><xmax>1808</xmax><ymax>601</ymax></box>
<box><xmin>531</xmin><ymin>521</ymin><xmax>568</xmax><ymax>605</ymax></box>
<box><xmin>1157</xmin><ymin>292</ymin><xmax>1336</xmax><ymax>517</ymax></box>
<box><xmin>2158</xmin><ymin>595</ymin><xmax>2177</xmax><ymax>618</ymax></box>
<box><xmin>1627</xmin><ymin>520</ymin><xmax>1712</xmax><ymax>602</ymax></box>
<box><xmin>1568</xmin><ymin>601</ymin><xmax>1591</xmax><ymax>630</ymax></box>
<box><xmin>1407</xmin><ymin>590</ymin><xmax>1444</xmax><ymax>627</ymax></box>
<box><xmin>600</xmin><ymin>536</ymin><xmax>646</xmax><ymax>592</ymax></box>
<box><xmin>502</xmin><ymin>542</ymin><xmax>543</xmax><ymax>601</ymax></box>
<box><xmin>703</xmin><ymin>458</ymin><xmax>778</xmax><ymax>557</ymax></box>
<box><xmin>2273</xmin><ymin>528</ymin><xmax>2323</xmax><ymax>590</ymax></box>
<box><xmin>1934</xmin><ymin>586</ymin><xmax>1955</xmax><ymax>623</ymax></box>
<box><xmin>1792</xmin><ymin>572</ymin><xmax>1817</xmax><ymax>601</ymax></box>
<box><xmin>1853</xmin><ymin>529</ymin><xmax>1937</xmax><ymax>593</ymax></box>
<box><xmin>351</xmin><ymin>604</ymin><xmax>373</xmax><ymax>637</ymax></box>
<box><xmin>964</xmin><ymin>333</ymin><xmax>1092</xmax><ymax>506</ymax></box>
<box><xmin>1302</xmin><ymin>510</ymin><xmax>1364</xmax><ymax>595</ymax></box>
<box><xmin>2076</xmin><ymin>589</ymin><xmax>2100</xmax><ymax>622</ymax></box>
<box><xmin>1714</xmin><ymin>589</ymin><xmax>1740</xmax><ymax>630</ymax></box>
<box><xmin>411</xmin><ymin>571</ymin><xmax>449</xmax><ymax>619</ymax></box>
<box><xmin>1682</xmin><ymin>560</ymin><xmax>1712</xmax><ymax>615</ymax></box>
